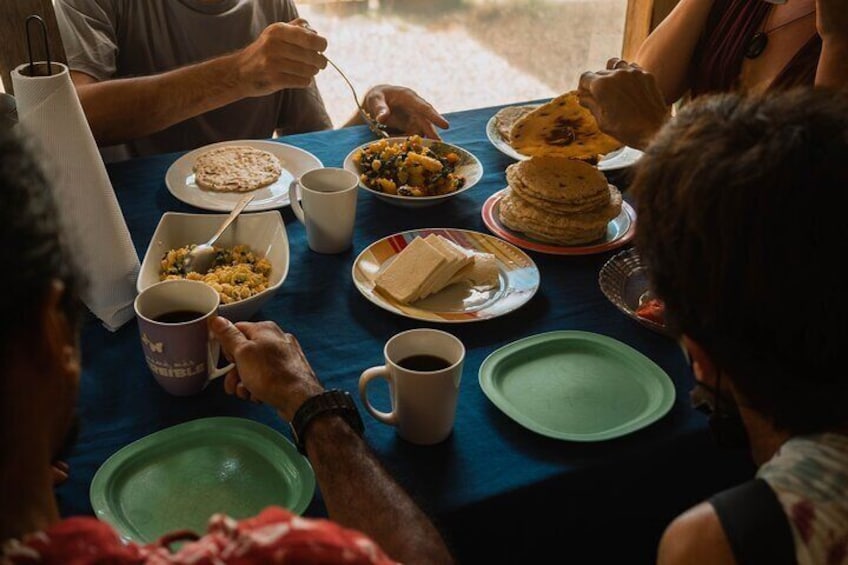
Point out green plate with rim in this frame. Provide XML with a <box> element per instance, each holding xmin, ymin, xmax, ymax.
<box><xmin>90</xmin><ymin>417</ymin><xmax>315</xmax><ymax>544</ymax></box>
<box><xmin>478</xmin><ymin>330</ymin><xmax>675</xmax><ymax>441</ymax></box>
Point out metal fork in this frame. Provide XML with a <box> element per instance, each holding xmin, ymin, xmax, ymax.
<box><xmin>324</xmin><ymin>56</ymin><xmax>389</xmax><ymax>139</ymax></box>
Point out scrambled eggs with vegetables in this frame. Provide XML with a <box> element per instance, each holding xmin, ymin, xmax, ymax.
<box><xmin>353</xmin><ymin>135</ymin><xmax>466</xmax><ymax>197</ymax></box>
<box><xmin>160</xmin><ymin>244</ymin><xmax>271</xmax><ymax>304</ymax></box>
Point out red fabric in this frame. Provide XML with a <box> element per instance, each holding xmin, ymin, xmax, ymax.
<box><xmin>691</xmin><ymin>0</ymin><xmax>821</xmax><ymax>96</ymax></box>
<box><xmin>2</xmin><ymin>507</ymin><xmax>398</xmax><ymax>564</ymax></box>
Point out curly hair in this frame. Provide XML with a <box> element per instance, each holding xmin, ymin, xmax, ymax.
<box><xmin>629</xmin><ymin>88</ymin><xmax>848</xmax><ymax>435</ymax></box>
<box><xmin>0</xmin><ymin>129</ymin><xmax>84</xmax><ymax>352</ymax></box>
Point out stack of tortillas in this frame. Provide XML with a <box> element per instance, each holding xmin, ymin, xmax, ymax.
<box><xmin>507</xmin><ymin>91</ymin><xmax>623</xmax><ymax>162</ymax></box>
<box><xmin>193</xmin><ymin>145</ymin><xmax>283</xmax><ymax>192</ymax></box>
<box><xmin>498</xmin><ymin>156</ymin><xmax>622</xmax><ymax>245</ymax></box>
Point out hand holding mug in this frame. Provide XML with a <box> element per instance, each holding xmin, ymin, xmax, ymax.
<box><xmin>209</xmin><ymin>317</ymin><xmax>325</xmax><ymax>421</ymax></box>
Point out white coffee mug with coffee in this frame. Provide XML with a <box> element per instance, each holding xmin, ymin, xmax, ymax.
<box><xmin>359</xmin><ymin>328</ymin><xmax>465</xmax><ymax>445</ymax></box>
<box><xmin>289</xmin><ymin>167</ymin><xmax>359</xmax><ymax>254</ymax></box>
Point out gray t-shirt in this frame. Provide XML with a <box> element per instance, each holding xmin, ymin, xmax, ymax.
<box><xmin>55</xmin><ymin>0</ymin><xmax>333</xmax><ymax>157</ymax></box>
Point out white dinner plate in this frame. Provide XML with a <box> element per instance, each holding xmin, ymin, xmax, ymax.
<box><xmin>352</xmin><ymin>228</ymin><xmax>540</xmax><ymax>323</ymax></box>
<box><xmin>485</xmin><ymin>107</ymin><xmax>644</xmax><ymax>171</ymax></box>
<box><xmin>165</xmin><ymin>140</ymin><xmax>323</xmax><ymax>212</ymax></box>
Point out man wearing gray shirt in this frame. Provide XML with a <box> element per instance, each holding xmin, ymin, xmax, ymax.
<box><xmin>55</xmin><ymin>0</ymin><xmax>449</xmax><ymax>157</ymax></box>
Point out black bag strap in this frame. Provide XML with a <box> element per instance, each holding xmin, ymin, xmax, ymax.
<box><xmin>709</xmin><ymin>478</ymin><xmax>796</xmax><ymax>565</ymax></box>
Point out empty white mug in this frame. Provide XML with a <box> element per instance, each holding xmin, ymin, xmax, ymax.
<box><xmin>289</xmin><ymin>167</ymin><xmax>359</xmax><ymax>254</ymax></box>
<box><xmin>359</xmin><ymin>328</ymin><xmax>465</xmax><ymax>445</ymax></box>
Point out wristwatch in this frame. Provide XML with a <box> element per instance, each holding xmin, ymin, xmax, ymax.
<box><xmin>290</xmin><ymin>389</ymin><xmax>364</xmax><ymax>456</ymax></box>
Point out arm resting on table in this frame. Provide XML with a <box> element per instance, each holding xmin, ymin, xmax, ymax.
<box><xmin>304</xmin><ymin>415</ymin><xmax>455</xmax><ymax>565</ymax></box>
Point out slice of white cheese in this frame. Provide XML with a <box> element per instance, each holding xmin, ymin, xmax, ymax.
<box><xmin>375</xmin><ymin>236</ymin><xmax>448</xmax><ymax>304</ymax></box>
<box><xmin>447</xmin><ymin>252</ymin><xmax>499</xmax><ymax>289</ymax></box>
<box><xmin>416</xmin><ymin>235</ymin><xmax>475</xmax><ymax>300</ymax></box>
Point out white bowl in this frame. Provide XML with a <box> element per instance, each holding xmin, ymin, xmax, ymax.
<box><xmin>342</xmin><ymin>136</ymin><xmax>484</xmax><ymax>208</ymax></box>
<box><xmin>138</xmin><ymin>211</ymin><xmax>289</xmax><ymax>322</ymax></box>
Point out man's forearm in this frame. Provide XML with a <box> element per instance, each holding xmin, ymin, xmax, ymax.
<box><xmin>304</xmin><ymin>416</ymin><xmax>454</xmax><ymax>564</ymax></box>
<box><xmin>73</xmin><ymin>54</ymin><xmax>246</xmax><ymax>146</ymax></box>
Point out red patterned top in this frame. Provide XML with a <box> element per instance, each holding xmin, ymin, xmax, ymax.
<box><xmin>1</xmin><ymin>507</ymin><xmax>398</xmax><ymax>564</ymax></box>
<box><xmin>691</xmin><ymin>0</ymin><xmax>821</xmax><ymax>96</ymax></box>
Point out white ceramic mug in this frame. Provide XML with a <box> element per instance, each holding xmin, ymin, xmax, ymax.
<box><xmin>288</xmin><ymin>167</ymin><xmax>359</xmax><ymax>254</ymax></box>
<box><xmin>359</xmin><ymin>329</ymin><xmax>465</xmax><ymax>445</ymax></box>
<box><xmin>134</xmin><ymin>279</ymin><xmax>234</xmax><ymax>396</ymax></box>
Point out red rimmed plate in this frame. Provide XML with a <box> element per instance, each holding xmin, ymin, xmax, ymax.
<box><xmin>481</xmin><ymin>188</ymin><xmax>636</xmax><ymax>256</ymax></box>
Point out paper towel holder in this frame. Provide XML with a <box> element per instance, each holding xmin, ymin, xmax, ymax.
<box><xmin>24</xmin><ymin>14</ymin><xmax>54</xmax><ymax>78</ymax></box>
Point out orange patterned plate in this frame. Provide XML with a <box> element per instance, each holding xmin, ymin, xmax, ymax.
<box><xmin>352</xmin><ymin>228</ymin><xmax>540</xmax><ymax>323</ymax></box>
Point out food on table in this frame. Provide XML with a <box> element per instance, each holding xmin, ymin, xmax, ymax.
<box><xmin>636</xmin><ymin>296</ymin><xmax>666</xmax><ymax>326</ymax></box>
<box><xmin>160</xmin><ymin>244</ymin><xmax>271</xmax><ymax>304</ymax></box>
<box><xmin>352</xmin><ymin>135</ymin><xmax>466</xmax><ymax>197</ymax></box>
<box><xmin>192</xmin><ymin>145</ymin><xmax>283</xmax><ymax>192</ymax></box>
<box><xmin>493</xmin><ymin>105</ymin><xmax>537</xmax><ymax>141</ymax></box>
<box><xmin>498</xmin><ymin>156</ymin><xmax>622</xmax><ymax>245</ymax></box>
<box><xmin>375</xmin><ymin>234</ymin><xmax>498</xmax><ymax>304</ymax></box>
<box><xmin>508</xmin><ymin>91</ymin><xmax>623</xmax><ymax>161</ymax></box>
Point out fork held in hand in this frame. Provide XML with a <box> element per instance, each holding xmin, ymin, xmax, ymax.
<box><xmin>297</xmin><ymin>20</ymin><xmax>388</xmax><ymax>139</ymax></box>
<box><xmin>324</xmin><ymin>57</ymin><xmax>389</xmax><ymax>139</ymax></box>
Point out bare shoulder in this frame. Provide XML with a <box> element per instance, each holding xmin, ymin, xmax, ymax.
<box><xmin>657</xmin><ymin>501</ymin><xmax>737</xmax><ymax>565</ymax></box>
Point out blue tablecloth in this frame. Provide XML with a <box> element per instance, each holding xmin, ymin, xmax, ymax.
<box><xmin>57</xmin><ymin>104</ymin><xmax>754</xmax><ymax>563</ymax></box>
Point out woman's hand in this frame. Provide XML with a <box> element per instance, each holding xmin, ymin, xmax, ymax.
<box><xmin>577</xmin><ymin>58</ymin><xmax>671</xmax><ymax>150</ymax></box>
<box><xmin>362</xmin><ymin>85</ymin><xmax>449</xmax><ymax>140</ymax></box>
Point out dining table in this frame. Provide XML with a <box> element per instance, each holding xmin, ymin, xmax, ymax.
<box><xmin>57</xmin><ymin>101</ymin><xmax>755</xmax><ymax>564</ymax></box>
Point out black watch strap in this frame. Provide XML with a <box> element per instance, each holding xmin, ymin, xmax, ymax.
<box><xmin>290</xmin><ymin>389</ymin><xmax>364</xmax><ymax>456</ymax></box>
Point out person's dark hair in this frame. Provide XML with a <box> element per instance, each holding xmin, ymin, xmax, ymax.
<box><xmin>629</xmin><ymin>88</ymin><xmax>848</xmax><ymax>435</ymax></box>
<box><xmin>0</xmin><ymin>128</ymin><xmax>84</xmax><ymax>353</ymax></box>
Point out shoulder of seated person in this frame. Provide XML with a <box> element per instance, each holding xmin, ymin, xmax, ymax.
<box><xmin>657</xmin><ymin>501</ymin><xmax>737</xmax><ymax>565</ymax></box>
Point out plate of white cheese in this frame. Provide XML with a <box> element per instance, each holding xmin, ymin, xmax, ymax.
<box><xmin>352</xmin><ymin>228</ymin><xmax>540</xmax><ymax>323</ymax></box>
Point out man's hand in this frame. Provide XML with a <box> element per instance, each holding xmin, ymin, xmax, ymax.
<box><xmin>209</xmin><ymin>317</ymin><xmax>324</xmax><ymax>421</ymax></box>
<box><xmin>362</xmin><ymin>85</ymin><xmax>449</xmax><ymax>140</ymax></box>
<box><xmin>51</xmin><ymin>460</ymin><xmax>69</xmax><ymax>486</ymax></box>
<box><xmin>577</xmin><ymin>58</ymin><xmax>671</xmax><ymax>151</ymax></box>
<box><xmin>234</xmin><ymin>18</ymin><xmax>328</xmax><ymax>98</ymax></box>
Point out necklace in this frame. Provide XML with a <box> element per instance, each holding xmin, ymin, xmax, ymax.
<box><xmin>745</xmin><ymin>9</ymin><xmax>816</xmax><ymax>59</ymax></box>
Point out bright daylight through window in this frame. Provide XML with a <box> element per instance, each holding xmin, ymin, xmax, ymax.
<box><xmin>299</xmin><ymin>0</ymin><xmax>627</xmax><ymax>127</ymax></box>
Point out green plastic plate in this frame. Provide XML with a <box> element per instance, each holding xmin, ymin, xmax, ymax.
<box><xmin>479</xmin><ymin>331</ymin><xmax>675</xmax><ymax>441</ymax></box>
<box><xmin>90</xmin><ymin>417</ymin><xmax>315</xmax><ymax>543</ymax></box>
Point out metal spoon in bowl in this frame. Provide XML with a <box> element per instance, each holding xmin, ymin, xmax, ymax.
<box><xmin>182</xmin><ymin>193</ymin><xmax>254</xmax><ymax>275</ymax></box>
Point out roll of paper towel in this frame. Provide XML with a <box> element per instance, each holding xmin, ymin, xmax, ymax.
<box><xmin>12</xmin><ymin>62</ymin><xmax>139</xmax><ymax>331</ymax></box>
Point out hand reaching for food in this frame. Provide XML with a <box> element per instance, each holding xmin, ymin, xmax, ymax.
<box><xmin>577</xmin><ymin>58</ymin><xmax>671</xmax><ymax>150</ymax></box>
<box><xmin>363</xmin><ymin>85</ymin><xmax>449</xmax><ymax>140</ymax></box>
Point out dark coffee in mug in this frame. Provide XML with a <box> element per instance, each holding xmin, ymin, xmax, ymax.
<box><xmin>397</xmin><ymin>354</ymin><xmax>451</xmax><ymax>372</ymax></box>
<box><xmin>154</xmin><ymin>310</ymin><xmax>205</xmax><ymax>324</ymax></box>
